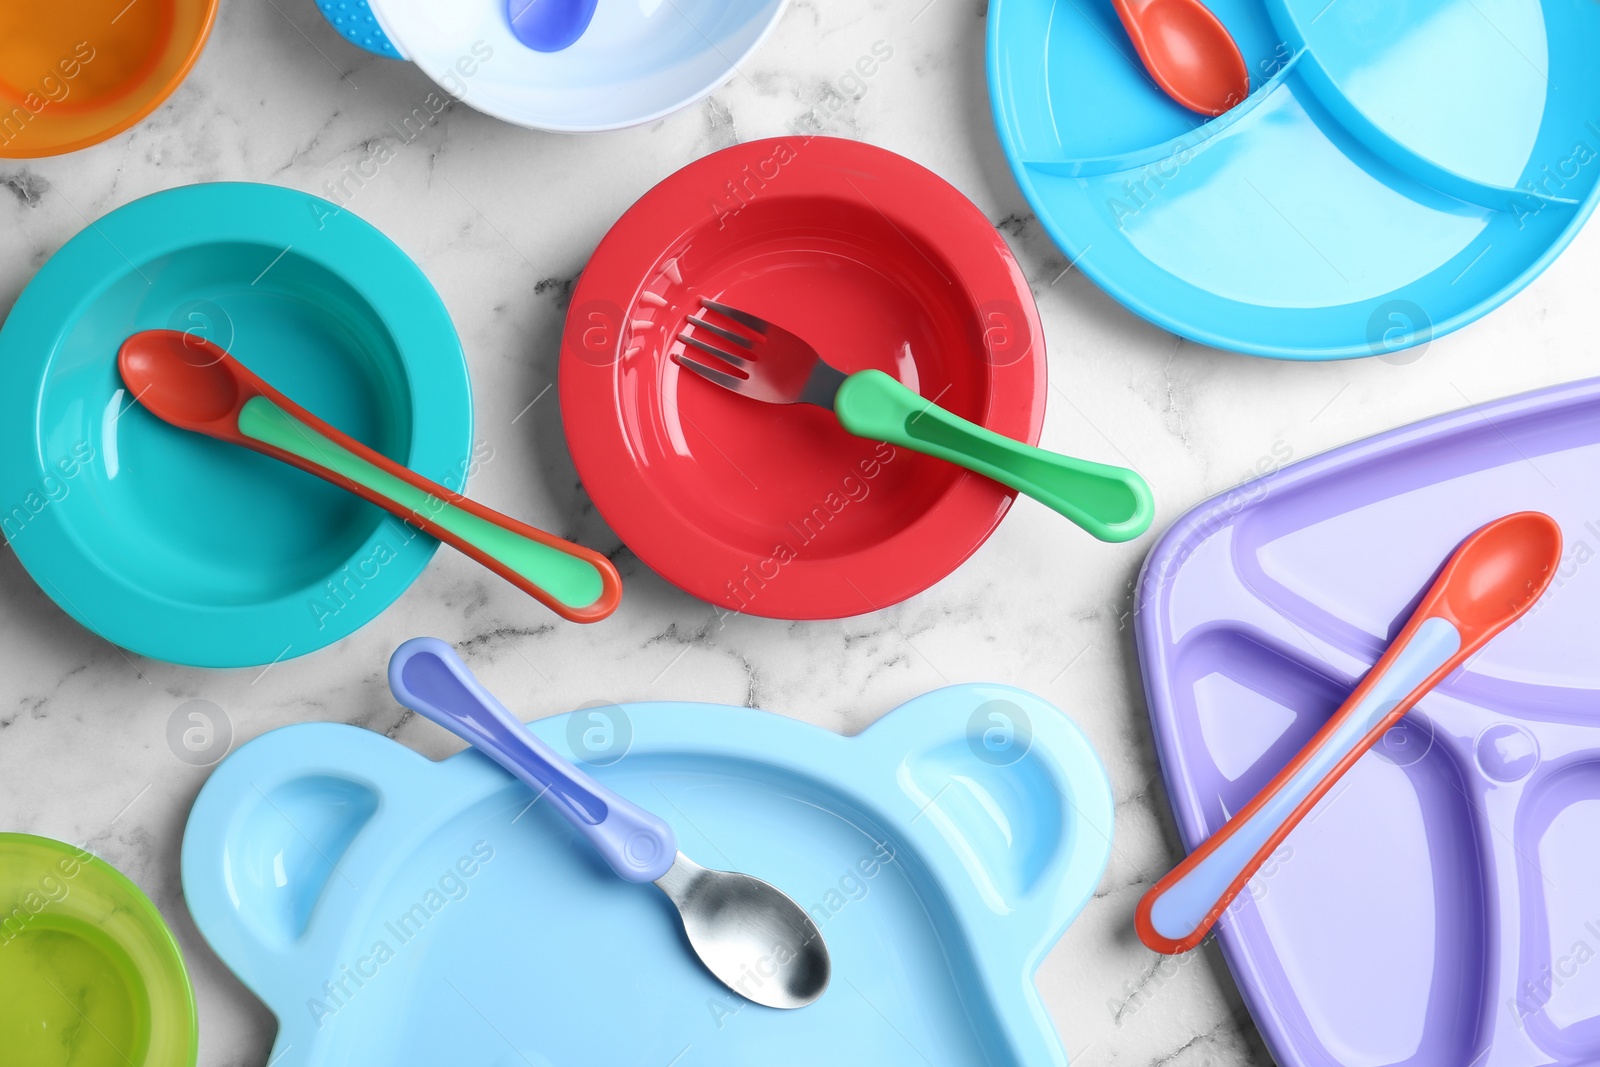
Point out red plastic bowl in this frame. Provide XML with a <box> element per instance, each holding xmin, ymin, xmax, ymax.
<box><xmin>560</xmin><ymin>137</ymin><xmax>1045</xmax><ymax>619</ymax></box>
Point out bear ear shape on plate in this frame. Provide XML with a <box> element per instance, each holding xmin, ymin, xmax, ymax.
<box><xmin>180</xmin><ymin>722</ymin><xmax>428</xmax><ymax>1007</ymax></box>
<box><xmin>867</xmin><ymin>684</ymin><xmax>1114</xmax><ymax>940</ymax></box>
<box><xmin>181</xmin><ymin>685</ymin><xmax>1112</xmax><ymax>1066</ymax></box>
<box><xmin>231</xmin><ymin>774</ymin><xmax>378</xmax><ymax>948</ymax></box>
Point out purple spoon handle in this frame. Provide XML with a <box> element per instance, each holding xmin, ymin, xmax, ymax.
<box><xmin>388</xmin><ymin>637</ymin><xmax>677</xmax><ymax>882</ymax></box>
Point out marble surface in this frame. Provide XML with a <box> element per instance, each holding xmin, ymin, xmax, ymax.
<box><xmin>2</xmin><ymin>2</ymin><xmax>1598</xmax><ymax>1065</ymax></box>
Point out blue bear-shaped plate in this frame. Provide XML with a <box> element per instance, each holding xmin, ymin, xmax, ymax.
<box><xmin>181</xmin><ymin>685</ymin><xmax>1112</xmax><ymax>1066</ymax></box>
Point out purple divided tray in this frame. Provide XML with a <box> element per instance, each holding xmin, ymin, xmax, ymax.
<box><xmin>1135</xmin><ymin>376</ymin><xmax>1600</xmax><ymax>1067</ymax></box>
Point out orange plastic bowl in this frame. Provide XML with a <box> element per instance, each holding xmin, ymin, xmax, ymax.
<box><xmin>0</xmin><ymin>0</ymin><xmax>216</xmax><ymax>159</ymax></box>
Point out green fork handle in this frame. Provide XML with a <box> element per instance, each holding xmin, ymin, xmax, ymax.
<box><xmin>834</xmin><ymin>370</ymin><xmax>1154</xmax><ymax>543</ymax></box>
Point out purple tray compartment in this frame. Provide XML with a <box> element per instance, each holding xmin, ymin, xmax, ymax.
<box><xmin>1135</xmin><ymin>377</ymin><xmax>1600</xmax><ymax>1067</ymax></box>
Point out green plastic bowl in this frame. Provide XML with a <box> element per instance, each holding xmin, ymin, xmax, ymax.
<box><xmin>0</xmin><ymin>833</ymin><xmax>196</xmax><ymax>1066</ymax></box>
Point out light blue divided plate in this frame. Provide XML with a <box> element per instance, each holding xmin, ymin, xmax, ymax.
<box><xmin>988</xmin><ymin>0</ymin><xmax>1600</xmax><ymax>359</ymax></box>
<box><xmin>0</xmin><ymin>183</ymin><xmax>471</xmax><ymax>667</ymax></box>
<box><xmin>181</xmin><ymin>685</ymin><xmax>1113</xmax><ymax>1066</ymax></box>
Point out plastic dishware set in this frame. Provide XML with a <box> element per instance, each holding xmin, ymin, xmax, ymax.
<box><xmin>1</xmin><ymin>2</ymin><xmax>1597</xmax><ymax>1066</ymax></box>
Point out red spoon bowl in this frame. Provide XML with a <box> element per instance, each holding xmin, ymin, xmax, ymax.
<box><xmin>1111</xmin><ymin>0</ymin><xmax>1249</xmax><ymax>116</ymax></box>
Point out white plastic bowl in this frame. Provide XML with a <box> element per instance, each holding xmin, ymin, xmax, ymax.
<box><xmin>363</xmin><ymin>0</ymin><xmax>787</xmax><ymax>132</ymax></box>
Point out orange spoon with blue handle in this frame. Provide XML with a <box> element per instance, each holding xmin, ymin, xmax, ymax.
<box><xmin>117</xmin><ymin>330</ymin><xmax>622</xmax><ymax>623</ymax></box>
<box><xmin>1137</xmin><ymin>511</ymin><xmax>1561</xmax><ymax>954</ymax></box>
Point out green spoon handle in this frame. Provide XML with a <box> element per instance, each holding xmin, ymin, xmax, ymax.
<box><xmin>235</xmin><ymin>396</ymin><xmax>621</xmax><ymax>622</ymax></box>
<box><xmin>833</xmin><ymin>370</ymin><xmax>1154</xmax><ymax>543</ymax></box>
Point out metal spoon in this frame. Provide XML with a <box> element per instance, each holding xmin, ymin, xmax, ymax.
<box><xmin>388</xmin><ymin>637</ymin><xmax>831</xmax><ymax>1008</ymax></box>
<box><xmin>1110</xmin><ymin>0</ymin><xmax>1250</xmax><ymax>116</ymax></box>
<box><xmin>1136</xmin><ymin>511</ymin><xmax>1561</xmax><ymax>954</ymax></box>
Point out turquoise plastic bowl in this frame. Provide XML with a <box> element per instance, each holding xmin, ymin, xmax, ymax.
<box><xmin>0</xmin><ymin>183</ymin><xmax>472</xmax><ymax>667</ymax></box>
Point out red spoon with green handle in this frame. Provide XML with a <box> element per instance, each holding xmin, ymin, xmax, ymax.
<box><xmin>117</xmin><ymin>330</ymin><xmax>621</xmax><ymax>623</ymax></box>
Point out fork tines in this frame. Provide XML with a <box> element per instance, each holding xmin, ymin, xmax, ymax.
<box><xmin>697</xmin><ymin>298</ymin><xmax>769</xmax><ymax>335</ymax></box>
<box><xmin>674</xmin><ymin>297</ymin><xmax>762</xmax><ymax>379</ymax></box>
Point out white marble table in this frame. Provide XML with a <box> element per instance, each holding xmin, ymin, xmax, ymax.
<box><xmin>1</xmin><ymin>2</ymin><xmax>1595</xmax><ymax>1065</ymax></box>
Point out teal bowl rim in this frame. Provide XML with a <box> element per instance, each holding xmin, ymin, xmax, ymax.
<box><xmin>0</xmin><ymin>181</ymin><xmax>472</xmax><ymax>668</ymax></box>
